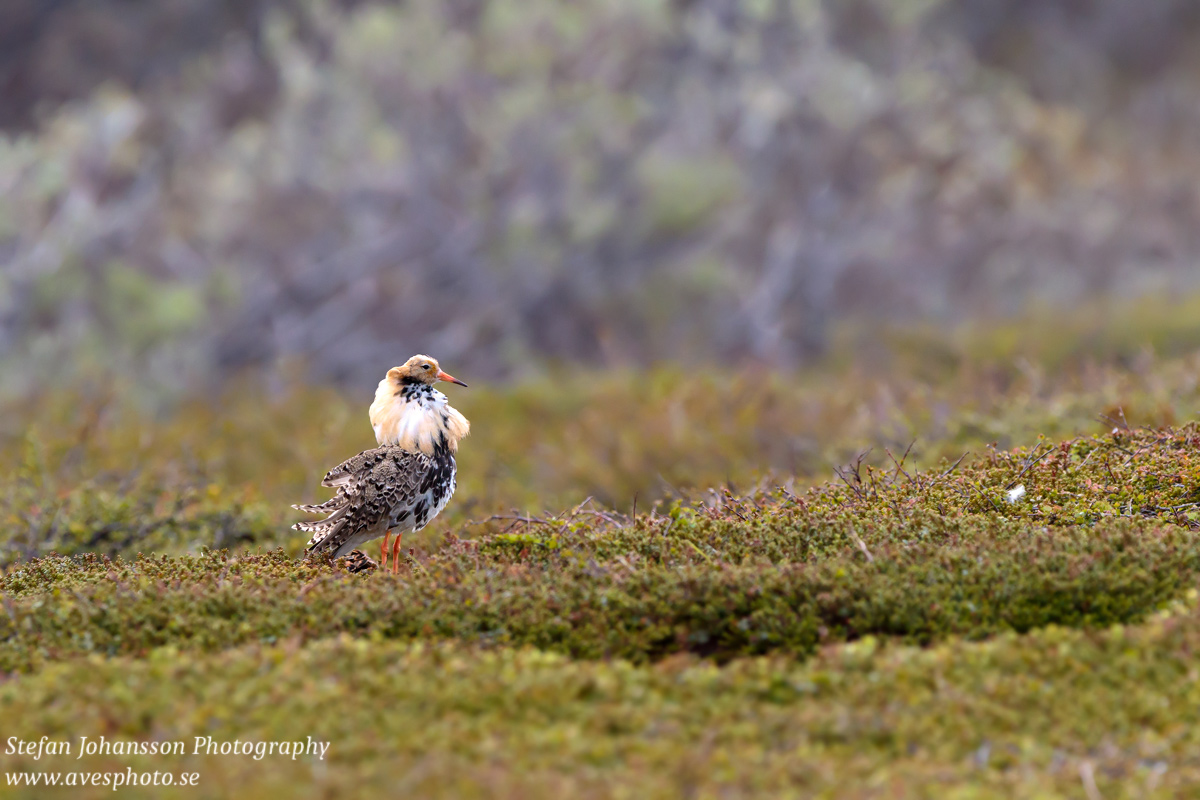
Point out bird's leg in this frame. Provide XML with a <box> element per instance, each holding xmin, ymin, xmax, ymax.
<box><xmin>391</xmin><ymin>532</ymin><xmax>403</xmax><ymax>574</ymax></box>
<box><xmin>380</xmin><ymin>530</ymin><xmax>391</xmax><ymax>572</ymax></box>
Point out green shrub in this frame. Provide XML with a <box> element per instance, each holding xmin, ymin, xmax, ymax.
<box><xmin>2</xmin><ymin>514</ymin><xmax>1196</xmax><ymax>672</ymax></box>
<box><xmin>3</xmin><ymin>606</ymin><xmax>1200</xmax><ymax>798</ymax></box>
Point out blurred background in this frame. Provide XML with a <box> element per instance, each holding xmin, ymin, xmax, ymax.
<box><xmin>4</xmin><ymin>0</ymin><xmax>1200</xmax><ymax>395</ymax></box>
<box><xmin>5</xmin><ymin>0</ymin><xmax>1200</xmax><ymax>562</ymax></box>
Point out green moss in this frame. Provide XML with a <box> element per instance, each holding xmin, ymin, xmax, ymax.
<box><xmin>6</xmin><ymin>425</ymin><xmax>1200</xmax><ymax>671</ymax></box>
<box><xmin>3</xmin><ymin>607</ymin><xmax>1200</xmax><ymax>798</ymax></box>
<box><xmin>2</xmin><ymin>512</ymin><xmax>1197</xmax><ymax>672</ymax></box>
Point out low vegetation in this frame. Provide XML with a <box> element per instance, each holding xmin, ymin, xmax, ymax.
<box><xmin>3</xmin><ymin>612</ymin><xmax>1199</xmax><ymax>798</ymax></box>
<box><xmin>4</xmin><ymin>325</ymin><xmax>1200</xmax><ymax>795</ymax></box>
<box><xmin>6</xmin><ymin>303</ymin><xmax>1200</xmax><ymax>567</ymax></box>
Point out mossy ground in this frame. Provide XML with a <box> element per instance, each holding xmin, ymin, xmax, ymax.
<box><xmin>5</xmin><ymin>324</ymin><xmax>1200</xmax><ymax>796</ymax></box>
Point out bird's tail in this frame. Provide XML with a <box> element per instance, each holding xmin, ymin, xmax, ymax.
<box><xmin>292</xmin><ymin>493</ymin><xmax>352</xmax><ymax>551</ymax></box>
<box><xmin>292</xmin><ymin>498</ymin><xmax>343</xmax><ymax>514</ymax></box>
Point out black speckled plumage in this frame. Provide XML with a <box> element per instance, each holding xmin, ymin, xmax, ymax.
<box><xmin>339</xmin><ymin>550</ymin><xmax>379</xmax><ymax>573</ymax></box>
<box><xmin>293</xmin><ymin>442</ymin><xmax>457</xmax><ymax>559</ymax></box>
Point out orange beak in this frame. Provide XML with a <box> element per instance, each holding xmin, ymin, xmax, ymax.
<box><xmin>436</xmin><ymin>370</ymin><xmax>468</xmax><ymax>387</ymax></box>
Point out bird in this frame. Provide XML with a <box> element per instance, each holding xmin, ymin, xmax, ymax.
<box><xmin>293</xmin><ymin>355</ymin><xmax>470</xmax><ymax>573</ymax></box>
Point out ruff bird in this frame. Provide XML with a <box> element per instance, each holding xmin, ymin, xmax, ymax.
<box><xmin>293</xmin><ymin>355</ymin><xmax>469</xmax><ymax>573</ymax></box>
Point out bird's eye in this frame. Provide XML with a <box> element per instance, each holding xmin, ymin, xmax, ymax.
<box><xmin>422</xmin><ymin>364</ymin><xmax>431</xmax><ymax>370</ymax></box>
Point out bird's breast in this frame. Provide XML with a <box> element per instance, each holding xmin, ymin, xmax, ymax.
<box><xmin>369</xmin><ymin>392</ymin><xmax>469</xmax><ymax>455</ymax></box>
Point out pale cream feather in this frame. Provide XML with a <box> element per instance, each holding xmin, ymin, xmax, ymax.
<box><xmin>369</xmin><ymin>377</ymin><xmax>470</xmax><ymax>455</ymax></box>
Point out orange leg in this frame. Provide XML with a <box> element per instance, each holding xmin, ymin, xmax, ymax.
<box><xmin>390</xmin><ymin>532</ymin><xmax>403</xmax><ymax>574</ymax></box>
<box><xmin>380</xmin><ymin>530</ymin><xmax>391</xmax><ymax>572</ymax></box>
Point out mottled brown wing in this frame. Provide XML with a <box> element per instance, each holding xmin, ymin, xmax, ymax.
<box><xmin>292</xmin><ymin>446</ymin><xmax>433</xmax><ymax>557</ymax></box>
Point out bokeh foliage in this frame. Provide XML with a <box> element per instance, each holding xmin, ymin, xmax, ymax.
<box><xmin>3</xmin><ymin>0</ymin><xmax>1200</xmax><ymax>394</ymax></box>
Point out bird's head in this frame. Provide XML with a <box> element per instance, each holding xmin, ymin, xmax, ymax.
<box><xmin>386</xmin><ymin>354</ymin><xmax>468</xmax><ymax>388</ymax></box>
<box><xmin>373</xmin><ymin>354</ymin><xmax>471</xmax><ymax>452</ymax></box>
